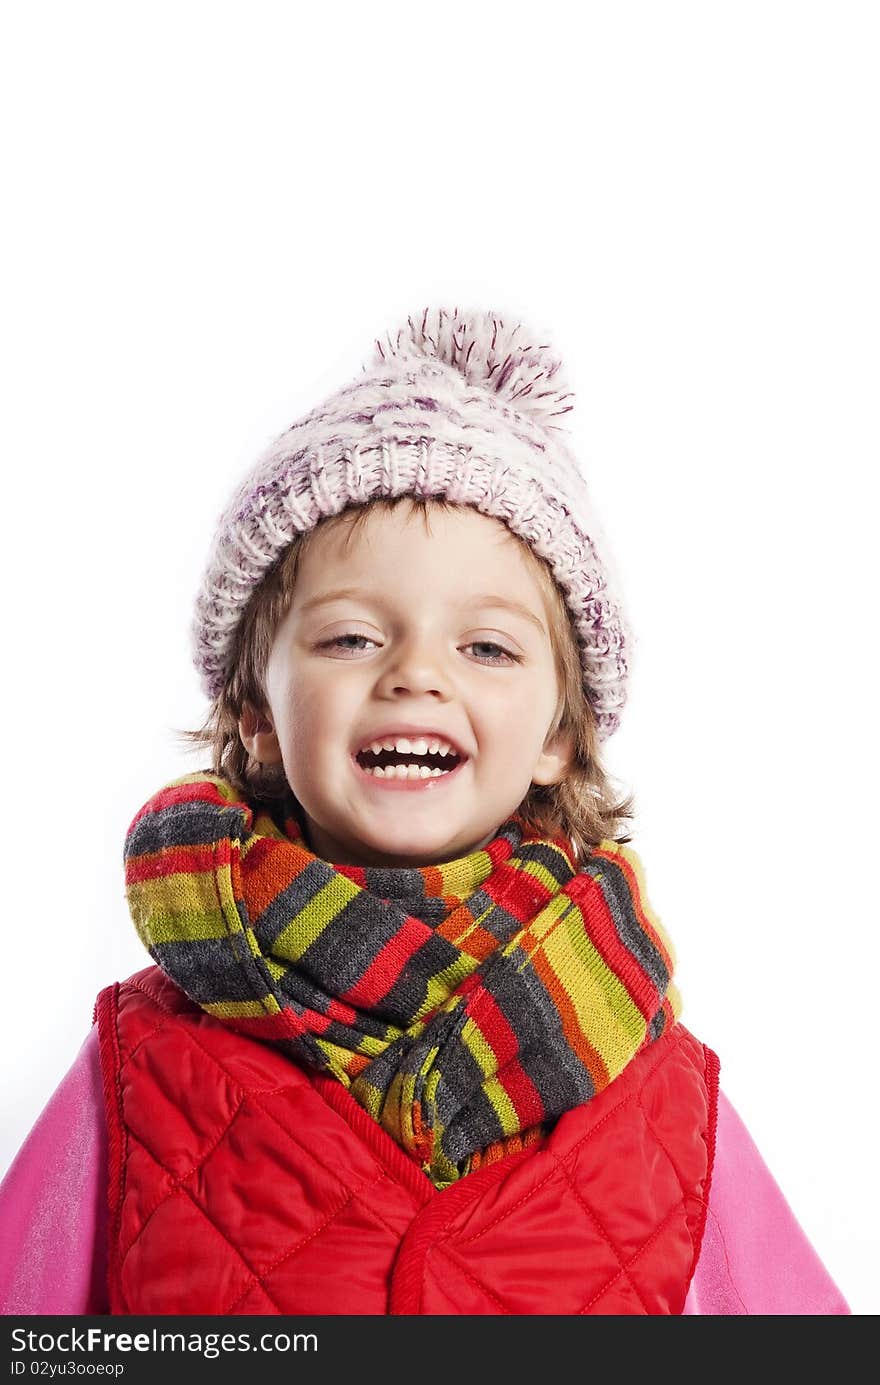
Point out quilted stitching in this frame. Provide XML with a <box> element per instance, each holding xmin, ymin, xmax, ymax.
<box><xmin>116</xmin><ymin>1028</ymin><xmax>414</xmax><ymax>1306</ymax></box>
<box><xmin>119</xmin><ymin>1096</ymin><xmax>247</xmax><ymax>1264</ymax></box>
<box><xmin>579</xmin><ymin>1199</ymin><xmax>693</xmax><ymax>1314</ymax></box>
<box><xmin>222</xmin><ymin>1173</ymin><xmax>395</xmax><ymax>1314</ymax></box>
<box><xmin>118</xmin><ymin>1103</ymin><xmax>408</xmax><ymax>1314</ymax></box>
<box><xmin>423</xmin><ymin>1241</ymin><xmax>513</xmax><ymax>1314</ymax></box>
<box><xmin>553</xmin><ymin>1148</ymin><xmax>653</xmax><ymax>1314</ymax></box>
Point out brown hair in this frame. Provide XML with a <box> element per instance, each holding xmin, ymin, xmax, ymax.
<box><xmin>173</xmin><ymin>497</ymin><xmax>635</xmax><ymax>861</ymax></box>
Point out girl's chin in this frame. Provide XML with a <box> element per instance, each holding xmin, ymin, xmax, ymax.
<box><xmin>319</xmin><ymin>819</ymin><xmax>484</xmax><ymax>869</ymax></box>
<box><xmin>351</xmin><ymin>833</ymin><xmax>465</xmax><ymax>867</ymax></box>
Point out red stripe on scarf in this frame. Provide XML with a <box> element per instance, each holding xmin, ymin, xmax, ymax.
<box><xmin>338</xmin><ymin>915</ymin><xmax>435</xmax><ymax>1008</ymax></box>
<box><xmin>336</xmin><ymin>865</ymin><xmax>368</xmax><ymax>888</ymax></box>
<box><xmin>128</xmin><ymin>776</ymin><xmax>242</xmax><ymax>830</ymax></box>
<box><xmin>125</xmin><ymin>842</ymin><xmax>217</xmax><ymax>884</ymax></box>
<box><xmin>467</xmin><ymin>987</ymin><xmax>545</xmax><ymax>1126</ymax></box>
<box><xmin>481</xmin><ymin>860</ymin><xmax>556</xmax><ymax>923</ymax></box>
<box><xmin>325</xmin><ymin>995</ymin><xmax>359</xmax><ymax>1024</ymax></box>
<box><xmin>498</xmin><ymin>1059</ymin><xmax>547</xmax><ymax>1128</ymax></box>
<box><xmin>229</xmin><ymin>1006</ymin><xmax>334</xmax><ymax>1042</ymax></box>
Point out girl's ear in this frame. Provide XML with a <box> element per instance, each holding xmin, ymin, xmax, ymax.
<box><xmin>531</xmin><ymin>727</ymin><xmax>575</xmax><ymax>787</ymax></box>
<box><xmin>238</xmin><ymin>701</ymin><xmax>283</xmax><ymax>766</ymax></box>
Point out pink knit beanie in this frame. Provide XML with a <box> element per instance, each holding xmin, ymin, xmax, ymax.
<box><xmin>191</xmin><ymin>306</ymin><xmax>633</xmax><ymax>740</ymax></box>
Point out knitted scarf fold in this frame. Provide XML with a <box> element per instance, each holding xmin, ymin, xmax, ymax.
<box><xmin>123</xmin><ymin>772</ymin><xmax>681</xmax><ymax>1189</ymax></box>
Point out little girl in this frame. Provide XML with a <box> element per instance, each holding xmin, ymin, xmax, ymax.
<box><xmin>0</xmin><ymin>306</ymin><xmax>849</xmax><ymax>1315</ymax></box>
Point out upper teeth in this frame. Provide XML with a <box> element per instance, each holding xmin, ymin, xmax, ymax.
<box><xmin>361</xmin><ymin>736</ymin><xmax>457</xmax><ymax>757</ymax></box>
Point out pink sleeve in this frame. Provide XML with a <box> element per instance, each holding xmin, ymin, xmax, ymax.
<box><xmin>683</xmin><ymin>1088</ymin><xmax>849</xmax><ymax>1314</ymax></box>
<box><xmin>0</xmin><ymin>1026</ymin><xmax>109</xmax><ymax>1315</ymax></box>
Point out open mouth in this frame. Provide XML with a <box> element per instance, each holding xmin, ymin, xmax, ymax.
<box><xmin>353</xmin><ymin>746</ymin><xmax>465</xmax><ymax>781</ymax></box>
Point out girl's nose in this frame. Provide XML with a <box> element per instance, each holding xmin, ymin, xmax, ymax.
<box><xmin>375</xmin><ymin>634</ymin><xmax>453</xmax><ymax>699</ymax></box>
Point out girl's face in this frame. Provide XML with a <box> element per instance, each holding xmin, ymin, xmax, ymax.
<box><xmin>239</xmin><ymin>500</ymin><xmax>573</xmax><ymax>867</ymax></box>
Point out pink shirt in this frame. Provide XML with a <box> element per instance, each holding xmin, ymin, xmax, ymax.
<box><xmin>0</xmin><ymin>1027</ymin><xmax>850</xmax><ymax>1316</ymax></box>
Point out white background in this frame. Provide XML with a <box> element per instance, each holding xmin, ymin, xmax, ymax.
<box><xmin>1</xmin><ymin>1</ymin><xmax>877</xmax><ymax>1315</ymax></box>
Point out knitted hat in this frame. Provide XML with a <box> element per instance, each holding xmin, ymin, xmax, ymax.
<box><xmin>191</xmin><ymin>306</ymin><xmax>633</xmax><ymax>740</ymax></box>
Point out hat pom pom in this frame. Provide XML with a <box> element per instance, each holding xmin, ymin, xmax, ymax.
<box><xmin>367</xmin><ymin>305</ymin><xmax>575</xmax><ymax>430</ymax></box>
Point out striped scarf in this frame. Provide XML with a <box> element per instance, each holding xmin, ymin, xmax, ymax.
<box><xmin>124</xmin><ymin>771</ymin><xmax>681</xmax><ymax>1189</ymax></box>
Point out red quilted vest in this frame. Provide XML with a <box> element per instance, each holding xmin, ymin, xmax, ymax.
<box><xmin>95</xmin><ymin>966</ymin><xmax>719</xmax><ymax>1315</ymax></box>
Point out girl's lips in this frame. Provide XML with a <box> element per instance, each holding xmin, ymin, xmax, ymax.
<box><xmin>350</xmin><ymin>753</ymin><xmax>468</xmax><ymax>792</ymax></box>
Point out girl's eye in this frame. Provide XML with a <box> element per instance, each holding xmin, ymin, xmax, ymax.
<box><xmin>465</xmin><ymin>641</ymin><xmax>520</xmax><ymax>664</ymax></box>
<box><xmin>319</xmin><ymin>634</ymin><xmax>377</xmax><ymax>654</ymax></box>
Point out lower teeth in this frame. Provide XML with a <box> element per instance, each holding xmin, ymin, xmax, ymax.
<box><xmin>362</xmin><ymin>763</ymin><xmax>454</xmax><ymax>780</ymax></box>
